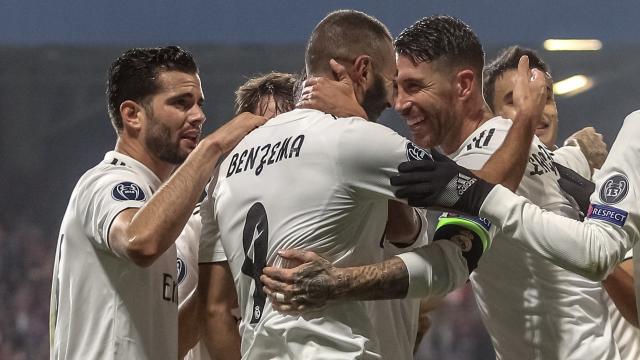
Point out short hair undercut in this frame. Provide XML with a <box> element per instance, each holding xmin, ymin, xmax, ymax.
<box><xmin>106</xmin><ymin>45</ymin><xmax>198</xmax><ymax>133</ymax></box>
<box><xmin>483</xmin><ymin>45</ymin><xmax>550</xmax><ymax>112</ymax></box>
<box><xmin>234</xmin><ymin>72</ymin><xmax>297</xmax><ymax>116</ymax></box>
<box><xmin>305</xmin><ymin>10</ymin><xmax>393</xmax><ymax>76</ymax></box>
<box><xmin>395</xmin><ymin>15</ymin><xmax>485</xmax><ymax>76</ymax></box>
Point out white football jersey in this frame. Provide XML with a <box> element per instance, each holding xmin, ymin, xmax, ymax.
<box><xmin>605</xmin><ymin>250</ymin><xmax>640</xmax><ymax>360</ymax></box>
<box><xmin>554</xmin><ymin>145</ymin><xmax>640</xmax><ymax>359</ymax></box>
<box><xmin>552</xmin><ymin>145</ymin><xmax>591</xmax><ymax>179</ymax></box>
<box><xmin>176</xmin><ymin>208</ymin><xmax>207</xmax><ymax>360</ymax></box>
<box><xmin>367</xmin><ymin>210</ymin><xmax>432</xmax><ymax>360</ymax></box>
<box><xmin>478</xmin><ymin>110</ymin><xmax>640</xmax><ymax>333</ymax></box>
<box><xmin>202</xmin><ymin>108</ymin><xmax>465</xmax><ymax>359</ymax></box>
<box><xmin>177</xmin><ymin>208</ymin><xmax>203</xmax><ymax>309</ymax></box>
<box><xmin>50</xmin><ymin>151</ymin><xmax>178</xmax><ymax>360</ymax></box>
<box><xmin>176</xmin><ymin>205</ymin><xmax>227</xmax><ymax>360</ymax></box>
<box><xmin>451</xmin><ymin>117</ymin><xmax>619</xmax><ymax>360</ymax></box>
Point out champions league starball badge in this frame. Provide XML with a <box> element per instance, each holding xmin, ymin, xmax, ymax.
<box><xmin>111</xmin><ymin>182</ymin><xmax>146</xmax><ymax>201</ymax></box>
<box><xmin>599</xmin><ymin>174</ymin><xmax>629</xmax><ymax>204</ymax></box>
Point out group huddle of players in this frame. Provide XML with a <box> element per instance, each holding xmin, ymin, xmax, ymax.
<box><xmin>49</xmin><ymin>9</ymin><xmax>640</xmax><ymax>360</ymax></box>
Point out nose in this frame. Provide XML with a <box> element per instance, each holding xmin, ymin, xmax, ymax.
<box><xmin>394</xmin><ymin>91</ymin><xmax>410</xmax><ymax>114</ymax></box>
<box><xmin>189</xmin><ymin>105</ymin><xmax>206</xmax><ymax>128</ymax></box>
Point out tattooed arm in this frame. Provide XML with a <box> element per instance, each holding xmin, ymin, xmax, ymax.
<box><xmin>261</xmin><ymin>240</ymin><xmax>468</xmax><ymax>313</ymax></box>
<box><xmin>260</xmin><ymin>250</ymin><xmax>408</xmax><ymax>312</ymax></box>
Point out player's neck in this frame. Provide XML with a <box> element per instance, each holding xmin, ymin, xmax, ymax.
<box><xmin>440</xmin><ymin>98</ymin><xmax>495</xmax><ymax>155</ymax></box>
<box><xmin>114</xmin><ymin>139</ymin><xmax>176</xmax><ymax>181</ymax></box>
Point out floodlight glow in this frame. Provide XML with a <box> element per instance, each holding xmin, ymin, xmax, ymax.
<box><xmin>553</xmin><ymin>75</ymin><xmax>594</xmax><ymax>96</ymax></box>
<box><xmin>543</xmin><ymin>39</ymin><xmax>602</xmax><ymax>51</ymax></box>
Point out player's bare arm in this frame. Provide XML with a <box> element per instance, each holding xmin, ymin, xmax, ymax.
<box><xmin>260</xmin><ymin>249</ymin><xmax>409</xmax><ymax>313</ymax></box>
<box><xmin>198</xmin><ymin>262</ymin><xmax>241</xmax><ymax>359</ymax></box>
<box><xmin>109</xmin><ymin>112</ymin><xmax>266</xmax><ymax>267</ymax></box>
<box><xmin>178</xmin><ymin>288</ymin><xmax>202</xmax><ymax>357</ymax></box>
<box><xmin>385</xmin><ymin>201</ymin><xmax>422</xmax><ymax>245</ymax></box>
<box><xmin>472</xmin><ymin>55</ymin><xmax>547</xmax><ymax>191</ymax></box>
<box><xmin>603</xmin><ymin>259</ymin><xmax>638</xmax><ymax>327</ymax></box>
<box><xmin>564</xmin><ymin>126</ymin><xmax>608</xmax><ymax>175</ymax></box>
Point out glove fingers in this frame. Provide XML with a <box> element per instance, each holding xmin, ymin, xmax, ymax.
<box><xmin>397</xmin><ymin>159</ymin><xmax>436</xmax><ymax>173</ymax></box>
<box><xmin>390</xmin><ymin>171</ymin><xmax>437</xmax><ymax>186</ymax></box>
<box><xmin>395</xmin><ymin>183</ymin><xmax>433</xmax><ymax>200</ymax></box>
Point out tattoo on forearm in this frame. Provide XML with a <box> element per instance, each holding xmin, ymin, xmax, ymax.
<box><xmin>335</xmin><ymin>257</ymin><xmax>409</xmax><ymax>301</ymax></box>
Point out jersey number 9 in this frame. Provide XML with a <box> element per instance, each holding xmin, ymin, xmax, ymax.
<box><xmin>241</xmin><ymin>202</ymin><xmax>268</xmax><ymax>323</ymax></box>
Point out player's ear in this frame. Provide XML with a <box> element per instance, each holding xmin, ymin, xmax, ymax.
<box><xmin>352</xmin><ymin>55</ymin><xmax>373</xmax><ymax>87</ymax></box>
<box><xmin>455</xmin><ymin>69</ymin><xmax>476</xmax><ymax>100</ymax></box>
<box><xmin>350</xmin><ymin>55</ymin><xmax>372</xmax><ymax>102</ymax></box>
<box><xmin>120</xmin><ymin>100</ymin><xmax>144</xmax><ymax>132</ymax></box>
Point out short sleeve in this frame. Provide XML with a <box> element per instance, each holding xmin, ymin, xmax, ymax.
<box><xmin>336</xmin><ymin>119</ymin><xmax>431</xmax><ymax>200</ymax></box>
<box><xmin>84</xmin><ymin>169</ymin><xmax>149</xmax><ymax>251</ymax></box>
<box><xmin>199</xmin><ymin>178</ymin><xmax>227</xmax><ymax>263</ymax></box>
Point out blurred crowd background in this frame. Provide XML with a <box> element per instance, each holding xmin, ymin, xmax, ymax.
<box><xmin>2</xmin><ymin>1</ymin><xmax>640</xmax><ymax>359</ymax></box>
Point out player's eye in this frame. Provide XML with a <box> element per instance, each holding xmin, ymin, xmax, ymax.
<box><xmin>172</xmin><ymin>98</ymin><xmax>190</xmax><ymax>110</ymax></box>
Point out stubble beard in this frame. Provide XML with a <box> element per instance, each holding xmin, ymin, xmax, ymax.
<box><xmin>144</xmin><ymin>114</ymin><xmax>188</xmax><ymax>165</ymax></box>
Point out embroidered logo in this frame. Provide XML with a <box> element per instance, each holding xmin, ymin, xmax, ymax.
<box><xmin>456</xmin><ymin>173</ymin><xmax>477</xmax><ymax>196</ymax></box>
<box><xmin>406</xmin><ymin>142</ymin><xmax>431</xmax><ymax>161</ymax></box>
<box><xmin>587</xmin><ymin>204</ymin><xmax>628</xmax><ymax>227</ymax></box>
<box><xmin>600</xmin><ymin>174</ymin><xmax>629</xmax><ymax>204</ymax></box>
<box><xmin>111</xmin><ymin>182</ymin><xmax>145</xmax><ymax>201</ymax></box>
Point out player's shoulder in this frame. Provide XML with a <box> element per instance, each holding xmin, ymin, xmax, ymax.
<box><xmin>454</xmin><ymin>116</ymin><xmax>510</xmax><ymax>159</ymax></box>
<box><xmin>625</xmin><ymin>109</ymin><xmax>640</xmax><ymax>121</ymax></box>
<box><xmin>75</xmin><ymin>153</ymin><xmax>151</xmax><ymax>202</ymax></box>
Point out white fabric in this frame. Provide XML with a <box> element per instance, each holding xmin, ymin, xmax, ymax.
<box><xmin>199</xmin><ymin>169</ymin><xmax>227</xmax><ymax>264</ymax></box>
<box><xmin>479</xmin><ymin>111</ymin><xmax>640</xmax><ymax>328</ymax></box>
<box><xmin>176</xmin><ymin>206</ymin><xmax>226</xmax><ymax>360</ymax></box>
<box><xmin>201</xmin><ymin>108</ymin><xmax>467</xmax><ymax>359</ymax></box>
<box><xmin>177</xmin><ymin>210</ymin><xmax>203</xmax><ymax>310</ymax></box>
<box><xmin>554</xmin><ymin>144</ymin><xmax>640</xmax><ymax>360</ymax></box>
<box><xmin>604</xmin><ymin>252</ymin><xmax>640</xmax><ymax>360</ymax></box>
<box><xmin>50</xmin><ymin>151</ymin><xmax>177</xmax><ymax>360</ymax></box>
<box><xmin>453</xmin><ymin>117</ymin><xmax>619</xmax><ymax>360</ymax></box>
<box><xmin>368</xmin><ymin>209</ymin><xmax>436</xmax><ymax>360</ymax></box>
<box><xmin>552</xmin><ymin>145</ymin><xmax>591</xmax><ymax>179</ymax></box>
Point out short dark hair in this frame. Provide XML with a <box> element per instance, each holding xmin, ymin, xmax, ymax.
<box><xmin>305</xmin><ymin>10</ymin><xmax>393</xmax><ymax>76</ymax></box>
<box><xmin>106</xmin><ymin>46</ymin><xmax>198</xmax><ymax>133</ymax></box>
<box><xmin>234</xmin><ymin>72</ymin><xmax>297</xmax><ymax>116</ymax></box>
<box><xmin>395</xmin><ymin>15</ymin><xmax>484</xmax><ymax>76</ymax></box>
<box><xmin>483</xmin><ymin>46</ymin><xmax>550</xmax><ymax>112</ymax></box>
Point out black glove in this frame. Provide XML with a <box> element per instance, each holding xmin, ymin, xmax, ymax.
<box><xmin>390</xmin><ymin>150</ymin><xmax>495</xmax><ymax>216</ymax></box>
<box><xmin>554</xmin><ymin>162</ymin><xmax>595</xmax><ymax>215</ymax></box>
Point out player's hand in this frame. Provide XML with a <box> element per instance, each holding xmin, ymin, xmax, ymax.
<box><xmin>391</xmin><ymin>150</ymin><xmax>494</xmax><ymax>216</ymax></box>
<box><xmin>554</xmin><ymin>162</ymin><xmax>596</xmax><ymax>215</ymax></box>
<box><xmin>205</xmin><ymin>112</ymin><xmax>267</xmax><ymax>154</ymax></box>
<box><xmin>297</xmin><ymin>59</ymin><xmax>368</xmax><ymax>120</ymax></box>
<box><xmin>512</xmin><ymin>55</ymin><xmax>547</xmax><ymax>131</ymax></box>
<box><xmin>260</xmin><ymin>249</ymin><xmax>338</xmax><ymax>314</ymax></box>
<box><xmin>563</xmin><ymin>127</ymin><xmax>608</xmax><ymax>173</ymax></box>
